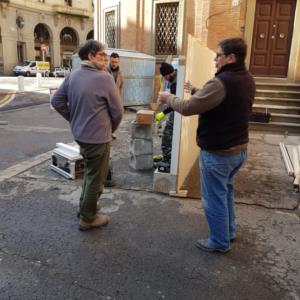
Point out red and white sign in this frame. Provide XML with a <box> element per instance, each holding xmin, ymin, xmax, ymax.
<box><xmin>41</xmin><ymin>44</ymin><xmax>47</xmax><ymax>52</ymax></box>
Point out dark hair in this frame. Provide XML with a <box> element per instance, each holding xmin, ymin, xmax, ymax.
<box><xmin>110</xmin><ymin>52</ymin><xmax>120</xmax><ymax>59</ymax></box>
<box><xmin>218</xmin><ymin>38</ymin><xmax>247</xmax><ymax>63</ymax></box>
<box><xmin>78</xmin><ymin>40</ymin><xmax>105</xmax><ymax>60</ymax></box>
<box><xmin>160</xmin><ymin>62</ymin><xmax>174</xmax><ymax>76</ymax></box>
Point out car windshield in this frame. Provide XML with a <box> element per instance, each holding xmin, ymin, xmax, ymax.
<box><xmin>21</xmin><ymin>61</ymin><xmax>31</xmax><ymax>66</ymax></box>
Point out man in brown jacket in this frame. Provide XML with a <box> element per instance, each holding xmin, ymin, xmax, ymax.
<box><xmin>109</xmin><ymin>52</ymin><xmax>124</xmax><ymax>104</ymax></box>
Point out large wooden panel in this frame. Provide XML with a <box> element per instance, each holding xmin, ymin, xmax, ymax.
<box><xmin>176</xmin><ymin>35</ymin><xmax>215</xmax><ymax>198</ymax></box>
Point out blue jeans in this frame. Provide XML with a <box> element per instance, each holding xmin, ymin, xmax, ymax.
<box><xmin>199</xmin><ymin>149</ymin><xmax>247</xmax><ymax>250</ymax></box>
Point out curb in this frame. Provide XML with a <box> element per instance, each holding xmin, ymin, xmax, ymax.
<box><xmin>0</xmin><ymin>150</ymin><xmax>52</xmax><ymax>182</ymax></box>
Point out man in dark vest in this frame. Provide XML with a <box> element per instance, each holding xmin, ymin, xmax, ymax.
<box><xmin>158</xmin><ymin>38</ymin><xmax>255</xmax><ymax>253</ymax></box>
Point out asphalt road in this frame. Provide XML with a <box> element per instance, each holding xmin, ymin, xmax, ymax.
<box><xmin>0</xmin><ymin>82</ymin><xmax>299</xmax><ymax>299</ymax></box>
<box><xmin>0</xmin><ymin>94</ymin><xmax>73</xmax><ymax>171</ymax></box>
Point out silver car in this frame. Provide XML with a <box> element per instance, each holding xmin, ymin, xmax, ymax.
<box><xmin>51</xmin><ymin>67</ymin><xmax>70</xmax><ymax>77</ymax></box>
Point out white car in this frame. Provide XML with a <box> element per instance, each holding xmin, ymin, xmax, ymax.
<box><xmin>13</xmin><ymin>60</ymin><xmax>50</xmax><ymax>77</ymax></box>
<box><xmin>51</xmin><ymin>67</ymin><xmax>70</xmax><ymax>77</ymax></box>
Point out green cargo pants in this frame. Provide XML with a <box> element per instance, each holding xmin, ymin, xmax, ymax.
<box><xmin>77</xmin><ymin>142</ymin><xmax>110</xmax><ymax>223</ymax></box>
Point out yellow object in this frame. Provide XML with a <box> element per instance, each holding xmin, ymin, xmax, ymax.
<box><xmin>155</xmin><ymin>111</ymin><xmax>165</xmax><ymax>122</ymax></box>
<box><xmin>36</xmin><ymin>61</ymin><xmax>50</xmax><ymax>71</ymax></box>
<box><xmin>153</xmin><ymin>154</ymin><xmax>163</xmax><ymax>162</ymax></box>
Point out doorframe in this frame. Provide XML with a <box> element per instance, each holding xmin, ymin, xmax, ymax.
<box><xmin>244</xmin><ymin>0</ymin><xmax>300</xmax><ymax>81</ymax></box>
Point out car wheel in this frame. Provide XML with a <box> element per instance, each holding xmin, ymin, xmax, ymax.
<box><xmin>25</xmin><ymin>71</ymin><xmax>30</xmax><ymax>77</ymax></box>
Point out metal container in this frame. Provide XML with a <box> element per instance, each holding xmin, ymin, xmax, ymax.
<box><xmin>71</xmin><ymin>49</ymin><xmax>156</xmax><ymax>106</ymax></box>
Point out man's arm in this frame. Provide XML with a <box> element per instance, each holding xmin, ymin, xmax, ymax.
<box><xmin>51</xmin><ymin>79</ymin><xmax>70</xmax><ymax>121</ymax></box>
<box><xmin>107</xmin><ymin>77</ymin><xmax>123</xmax><ymax>132</ymax></box>
<box><xmin>118</xmin><ymin>72</ymin><xmax>124</xmax><ymax>99</ymax></box>
<box><xmin>160</xmin><ymin>78</ymin><xmax>225</xmax><ymax>116</ymax></box>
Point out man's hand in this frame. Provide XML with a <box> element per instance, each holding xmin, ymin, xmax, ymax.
<box><xmin>158</xmin><ymin>91</ymin><xmax>171</xmax><ymax>104</ymax></box>
<box><xmin>184</xmin><ymin>81</ymin><xmax>196</xmax><ymax>94</ymax></box>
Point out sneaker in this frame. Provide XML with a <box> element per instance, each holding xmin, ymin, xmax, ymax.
<box><xmin>156</xmin><ymin>161</ymin><xmax>170</xmax><ymax>172</ymax></box>
<box><xmin>194</xmin><ymin>239</ymin><xmax>230</xmax><ymax>253</ymax></box>
<box><xmin>79</xmin><ymin>214</ymin><xmax>110</xmax><ymax>231</ymax></box>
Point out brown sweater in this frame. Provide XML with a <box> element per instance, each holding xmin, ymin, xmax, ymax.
<box><xmin>51</xmin><ymin>66</ymin><xmax>123</xmax><ymax>144</ymax></box>
<box><xmin>165</xmin><ymin>77</ymin><xmax>225</xmax><ymax>115</ymax></box>
<box><xmin>165</xmin><ymin>77</ymin><xmax>248</xmax><ymax>154</ymax></box>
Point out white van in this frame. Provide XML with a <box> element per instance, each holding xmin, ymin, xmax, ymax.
<box><xmin>13</xmin><ymin>60</ymin><xmax>50</xmax><ymax>77</ymax></box>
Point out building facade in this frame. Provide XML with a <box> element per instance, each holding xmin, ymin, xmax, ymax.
<box><xmin>94</xmin><ymin>0</ymin><xmax>300</xmax><ymax>82</ymax></box>
<box><xmin>0</xmin><ymin>0</ymin><xmax>94</xmax><ymax>75</ymax></box>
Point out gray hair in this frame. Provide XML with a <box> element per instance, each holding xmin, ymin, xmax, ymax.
<box><xmin>78</xmin><ymin>40</ymin><xmax>105</xmax><ymax>60</ymax></box>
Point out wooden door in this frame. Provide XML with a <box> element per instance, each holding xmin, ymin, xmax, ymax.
<box><xmin>250</xmin><ymin>0</ymin><xmax>296</xmax><ymax>77</ymax></box>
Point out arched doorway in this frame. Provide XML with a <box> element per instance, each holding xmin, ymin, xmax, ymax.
<box><xmin>60</xmin><ymin>27</ymin><xmax>78</xmax><ymax>67</ymax></box>
<box><xmin>34</xmin><ymin>23</ymin><xmax>51</xmax><ymax>63</ymax></box>
<box><xmin>0</xmin><ymin>27</ymin><xmax>3</xmax><ymax>75</ymax></box>
<box><xmin>86</xmin><ymin>30</ymin><xmax>94</xmax><ymax>40</ymax></box>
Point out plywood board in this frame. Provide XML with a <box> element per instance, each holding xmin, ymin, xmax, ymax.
<box><xmin>176</xmin><ymin>35</ymin><xmax>216</xmax><ymax>198</ymax></box>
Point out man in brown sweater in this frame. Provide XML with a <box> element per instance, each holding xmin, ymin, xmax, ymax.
<box><xmin>51</xmin><ymin>40</ymin><xmax>123</xmax><ymax>231</ymax></box>
<box><xmin>109</xmin><ymin>52</ymin><xmax>124</xmax><ymax>104</ymax></box>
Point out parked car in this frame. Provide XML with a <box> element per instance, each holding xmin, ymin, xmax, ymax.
<box><xmin>13</xmin><ymin>60</ymin><xmax>50</xmax><ymax>77</ymax></box>
<box><xmin>50</xmin><ymin>67</ymin><xmax>70</xmax><ymax>77</ymax></box>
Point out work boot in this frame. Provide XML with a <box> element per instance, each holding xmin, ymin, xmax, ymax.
<box><xmin>79</xmin><ymin>214</ymin><xmax>110</xmax><ymax>231</ymax></box>
<box><xmin>104</xmin><ymin>179</ymin><xmax>116</xmax><ymax>187</ymax></box>
<box><xmin>104</xmin><ymin>167</ymin><xmax>115</xmax><ymax>187</ymax></box>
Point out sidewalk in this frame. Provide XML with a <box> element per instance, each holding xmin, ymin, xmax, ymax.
<box><xmin>0</xmin><ymin>107</ymin><xmax>299</xmax><ymax>299</ymax></box>
<box><xmin>0</xmin><ymin>76</ymin><xmax>63</xmax><ymax>110</ymax></box>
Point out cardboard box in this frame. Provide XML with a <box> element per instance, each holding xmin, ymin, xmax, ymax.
<box><xmin>136</xmin><ymin>110</ymin><xmax>155</xmax><ymax>124</ymax></box>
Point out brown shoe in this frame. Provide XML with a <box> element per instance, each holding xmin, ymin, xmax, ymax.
<box><xmin>79</xmin><ymin>214</ymin><xmax>110</xmax><ymax>231</ymax></box>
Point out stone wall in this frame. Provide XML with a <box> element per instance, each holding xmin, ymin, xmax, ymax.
<box><xmin>0</xmin><ymin>0</ymin><xmax>93</xmax><ymax>74</ymax></box>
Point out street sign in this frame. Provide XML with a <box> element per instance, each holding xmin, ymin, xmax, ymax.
<box><xmin>41</xmin><ymin>44</ymin><xmax>47</xmax><ymax>51</ymax></box>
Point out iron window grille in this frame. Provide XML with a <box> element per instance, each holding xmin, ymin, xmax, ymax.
<box><xmin>105</xmin><ymin>10</ymin><xmax>116</xmax><ymax>48</ymax></box>
<box><xmin>65</xmin><ymin>0</ymin><xmax>72</xmax><ymax>6</ymax></box>
<box><xmin>155</xmin><ymin>2</ymin><xmax>179</xmax><ymax>55</ymax></box>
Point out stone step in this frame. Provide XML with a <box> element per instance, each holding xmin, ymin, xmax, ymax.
<box><xmin>269</xmin><ymin>113</ymin><xmax>300</xmax><ymax>124</ymax></box>
<box><xmin>256</xmin><ymin>89</ymin><xmax>300</xmax><ymax>99</ymax></box>
<box><xmin>255</xmin><ymin>82</ymin><xmax>300</xmax><ymax>92</ymax></box>
<box><xmin>252</xmin><ymin>78</ymin><xmax>300</xmax><ymax>134</ymax></box>
<box><xmin>253</xmin><ymin>104</ymin><xmax>300</xmax><ymax>115</ymax></box>
<box><xmin>254</xmin><ymin>96</ymin><xmax>300</xmax><ymax>107</ymax></box>
<box><xmin>254</xmin><ymin>76</ymin><xmax>294</xmax><ymax>83</ymax></box>
<box><xmin>249</xmin><ymin>121</ymin><xmax>300</xmax><ymax>135</ymax></box>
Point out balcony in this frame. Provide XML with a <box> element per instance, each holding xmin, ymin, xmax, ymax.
<box><xmin>52</xmin><ymin>5</ymin><xmax>90</xmax><ymax>18</ymax></box>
